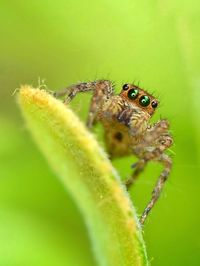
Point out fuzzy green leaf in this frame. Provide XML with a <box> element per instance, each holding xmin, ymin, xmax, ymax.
<box><xmin>17</xmin><ymin>86</ymin><xmax>148</xmax><ymax>266</ymax></box>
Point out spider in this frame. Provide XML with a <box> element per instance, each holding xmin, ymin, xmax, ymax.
<box><xmin>54</xmin><ymin>80</ymin><xmax>173</xmax><ymax>225</ymax></box>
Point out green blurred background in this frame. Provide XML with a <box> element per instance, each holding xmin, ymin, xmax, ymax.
<box><xmin>0</xmin><ymin>1</ymin><xmax>200</xmax><ymax>265</ymax></box>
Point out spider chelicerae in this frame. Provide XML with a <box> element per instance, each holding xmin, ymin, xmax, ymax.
<box><xmin>54</xmin><ymin>80</ymin><xmax>173</xmax><ymax>225</ymax></box>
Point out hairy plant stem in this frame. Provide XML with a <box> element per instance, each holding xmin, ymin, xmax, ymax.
<box><xmin>18</xmin><ymin>86</ymin><xmax>148</xmax><ymax>266</ymax></box>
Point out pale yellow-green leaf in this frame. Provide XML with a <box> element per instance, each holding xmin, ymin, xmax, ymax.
<box><xmin>18</xmin><ymin>86</ymin><xmax>148</xmax><ymax>266</ymax></box>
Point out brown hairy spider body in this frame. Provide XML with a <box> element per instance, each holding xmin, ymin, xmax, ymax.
<box><xmin>54</xmin><ymin>80</ymin><xmax>173</xmax><ymax>225</ymax></box>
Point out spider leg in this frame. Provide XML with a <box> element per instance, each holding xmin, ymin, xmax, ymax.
<box><xmin>126</xmin><ymin>119</ymin><xmax>173</xmax><ymax>224</ymax></box>
<box><xmin>54</xmin><ymin>80</ymin><xmax>114</xmax><ymax>128</ymax></box>
<box><xmin>54</xmin><ymin>82</ymin><xmax>97</xmax><ymax>103</ymax></box>
<box><xmin>86</xmin><ymin>81</ymin><xmax>114</xmax><ymax>128</ymax></box>
<box><xmin>134</xmin><ymin>119</ymin><xmax>171</xmax><ymax>154</ymax></box>
<box><xmin>140</xmin><ymin>153</ymin><xmax>172</xmax><ymax>225</ymax></box>
<box><xmin>125</xmin><ymin>159</ymin><xmax>147</xmax><ymax>188</ymax></box>
<box><xmin>125</xmin><ymin>119</ymin><xmax>171</xmax><ymax>189</ymax></box>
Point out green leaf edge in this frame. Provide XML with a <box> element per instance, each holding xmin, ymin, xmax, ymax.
<box><xmin>17</xmin><ymin>86</ymin><xmax>148</xmax><ymax>266</ymax></box>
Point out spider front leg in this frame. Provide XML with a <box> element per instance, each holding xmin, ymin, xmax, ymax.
<box><xmin>126</xmin><ymin>119</ymin><xmax>171</xmax><ymax>189</ymax></box>
<box><xmin>140</xmin><ymin>153</ymin><xmax>172</xmax><ymax>225</ymax></box>
<box><xmin>126</xmin><ymin>119</ymin><xmax>173</xmax><ymax>225</ymax></box>
<box><xmin>54</xmin><ymin>80</ymin><xmax>114</xmax><ymax>128</ymax></box>
<box><xmin>125</xmin><ymin>159</ymin><xmax>147</xmax><ymax>189</ymax></box>
<box><xmin>139</xmin><ymin>136</ymin><xmax>172</xmax><ymax>225</ymax></box>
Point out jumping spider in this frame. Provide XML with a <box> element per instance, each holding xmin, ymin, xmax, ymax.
<box><xmin>54</xmin><ymin>80</ymin><xmax>173</xmax><ymax>225</ymax></box>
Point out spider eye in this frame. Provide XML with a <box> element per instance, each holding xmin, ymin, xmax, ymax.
<box><xmin>151</xmin><ymin>100</ymin><xmax>158</xmax><ymax>108</ymax></box>
<box><xmin>122</xmin><ymin>84</ymin><xmax>129</xmax><ymax>90</ymax></box>
<box><xmin>139</xmin><ymin>95</ymin><xmax>150</xmax><ymax>107</ymax></box>
<box><xmin>127</xmin><ymin>89</ymin><xmax>139</xmax><ymax>100</ymax></box>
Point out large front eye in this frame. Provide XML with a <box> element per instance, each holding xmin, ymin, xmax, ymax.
<box><xmin>127</xmin><ymin>89</ymin><xmax>139</xmax><ymax>100</ymax></box>
<box><xmin>139</xmin><ymin>95</ymin><xmax>150</xmax><ymax>106</ymax></box>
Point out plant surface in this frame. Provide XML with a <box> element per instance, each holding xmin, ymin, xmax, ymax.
<box><xmin>18</xmin><ymin>86</ymin><xmax>148</xmax><ymax>266</ymax></box>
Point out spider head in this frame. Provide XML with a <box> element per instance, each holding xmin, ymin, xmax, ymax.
<box><xmin>120</xmin><ymin>83</ymin><xmax>159</xmax><ymax>115</ymax></box>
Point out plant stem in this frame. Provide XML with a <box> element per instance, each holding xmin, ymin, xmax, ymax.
<box><xmin>18</xmin><ymin>86</ymin><xmax>148</xmax><ymax>266</ymax></box>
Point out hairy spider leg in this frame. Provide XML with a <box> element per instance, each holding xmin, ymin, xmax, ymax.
<box><xmin>126</xmin><ymin>119</ymin><xmax>171</xmax><ymax>187</ymax></box>
<box><xmin>54</xmin><ymin>80</ymin><xmax>114</xmax><ymax>128</ymax></box>
<box><xmin>126</xmin><ymin>159</ymin><xmax>147</xmax><ymax>188</ymax></box>
<box><xmin>140</xmin><ymin>154</ymin><xmax>172</xmax><ymax>225</ymax></box>
<box><xmin>126</xmin><ymin>119</ymin><xmax>173</xmax><ymax>224</ymax></box>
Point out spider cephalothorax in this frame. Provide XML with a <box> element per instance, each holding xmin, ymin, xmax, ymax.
<box><xmin>54</xmin><ymin>80</ymin><xmax>173</xmax><ymax>225</ymax></box>
<box><xmin>120</xmin><ymin>83</ymin><xmax>158</xmax><ymax>115</ymax></box>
